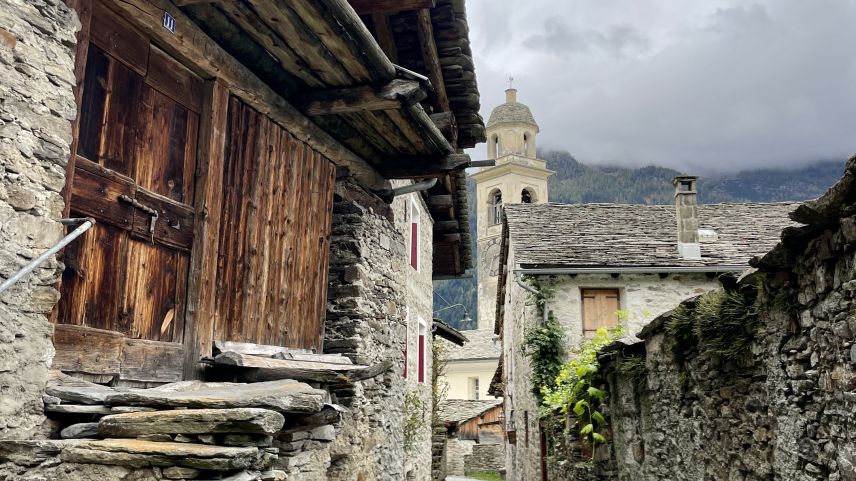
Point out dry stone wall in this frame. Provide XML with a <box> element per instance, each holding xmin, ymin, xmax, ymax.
<box><xmin>323</xmin><ymin>182</ymin><xmax>410</xmax><ymax>481</ymax></box>
<box><xmin>597</xmin><ymin>158</ymin><xmax>856</xmax><ymax>481</ymax></box>
<box><xmin>0</xmin><ymin>0</ymin><xmax>77</xmax><ymax>439</ymax></box>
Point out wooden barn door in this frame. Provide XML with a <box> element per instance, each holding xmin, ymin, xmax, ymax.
<box><xmin>55</xmin><ymin>3</ymin><xmax>201</xmax><ymax>384</ymax></box>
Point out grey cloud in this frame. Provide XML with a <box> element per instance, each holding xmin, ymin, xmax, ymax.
<box><xmin>523</xmin><ymin>19</ymin><xmax>649</xmax><ymax>58</ymax></box>
<box><xmin>467</xmin><ymin>0</ymin><xmax>856</xmax><ymax>173</ymax></box>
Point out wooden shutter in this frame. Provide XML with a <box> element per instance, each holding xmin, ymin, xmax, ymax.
<box><xmin>410</xmin><ymin>221</ymin><xmax>418</xmax><ymax>269</ymax></box>
<box><xmin>418</xmin><ymin>333</ymin><xmax>426</xmax><ymax>383</ymax></box>
<box><xmin>581</xmin><ymin>289</ymin><xmax>620</xmax><ymax>337</ymax></box>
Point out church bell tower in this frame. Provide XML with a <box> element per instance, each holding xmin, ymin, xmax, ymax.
<box><xmin>470</xmin><ymin>86</ymin><xmax>553</xmax><ymax>331</ymax></box>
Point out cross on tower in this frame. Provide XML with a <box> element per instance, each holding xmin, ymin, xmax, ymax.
<box><xmin>508</xmin><ymin>77</ymin><xmax>514</xmax><ymax>89</ymax></box>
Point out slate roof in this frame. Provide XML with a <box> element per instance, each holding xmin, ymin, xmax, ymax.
<box><xmin>438</xmin><ymin>399</ymin><xmax>502</xmax><ymax>424</ymax></box>
<box><xmin>443</xmin><ymin>329</ymin><xmax>501</xmax><ymax>361</ymax></box>
<box><xmin>504</xmin><ymin>202</ymin><xmax>800</xmax><ymax>268</ymax></box>
<box><xmin>487</xmin><ymin>102</ymin><xmax>538</xmax><ymax>128</ymax></box>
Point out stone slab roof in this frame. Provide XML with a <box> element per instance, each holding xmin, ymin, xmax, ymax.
<box><xmin>438</xmin><ymin>399</ymin><xmax>502</xmax><ymax>424</ymax></box>
<box><xmin>504</xmin><ymin>202</ymin><xmax>800</xmax><ymax>268</ymax></box>
<box><xmin>487</xmin><ymin>102</ymin><xmax>538</xmax><ymax>128</ymax></box>
<box><xmin>443</xmin><ymin>329</ymin><xmax>501</xmax><ymax>361</ymax></box>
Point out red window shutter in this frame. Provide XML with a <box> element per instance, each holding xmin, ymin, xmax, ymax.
<box><xmin>410</xmin><ymin>222</ymin><xmax>418</xmax><ymax>270</ymax></box>
<box><xmin>418</xmin><ymin>334</ymin><xmax>425</xmax><ymax>382</ymax></box>
<box><xmin>403</xmin><ymin>328</ymin><xmax>408</xmax><ymax>379</ymax></box>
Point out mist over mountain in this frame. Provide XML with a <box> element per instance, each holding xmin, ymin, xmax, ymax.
<box><xmin>433</xmin><ymin>151</ymin><xmax>846</xmax><ymax>330</ymax></box>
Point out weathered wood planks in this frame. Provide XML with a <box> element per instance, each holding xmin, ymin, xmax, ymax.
<box><xmin>52</xmin><ymin>325</ymin><xmax>185</xmax><ymax>383</ymax></box>
<box><xmin>347</xmin><ymin>0</ymin><xmax>435</xmax><ymax>15</ymax></box>
<box><xmin>300</xmin><ymin>79</ymin><xmax>426</xmax><ymax>116</ymax></box>
<box><xmin>100</xmin><ymin>0</ymin><xmax>388</xmax><ymax>190</ymax></box>
<box><xmin>214</xmin><ymin>97</ymin><xmax>335</xmax><ymax>352</ymax></box>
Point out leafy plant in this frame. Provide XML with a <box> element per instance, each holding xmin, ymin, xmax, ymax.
<box><xmin>665</xmin><ymin>289</ymin><xmax>761</xmax><ymax>367</ymax></box>
<box><xmin>431</xmin><ymin>340</ymin><xmax>449</xmax><ymax>428</ymax></box>
<box><xmin>542</xmin><ymin>326</ymin><xmax>624</xmax><ymax>457</ymax></box>
<box><xmin>520</xmin><ymin>314</ymin><xmax>565</xmax><ymax>401</ymax></box>
<box><xmin>403</xmin><ymin>390</ymin><xmax>424</xmax><ymax>453</ymax></box>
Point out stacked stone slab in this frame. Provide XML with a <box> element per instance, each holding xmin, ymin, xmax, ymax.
<box><xmin>0</xmin><ymin>373</ymin><xmax>349</xmax><ymax>480</ymax></box>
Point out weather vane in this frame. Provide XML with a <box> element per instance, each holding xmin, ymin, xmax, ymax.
<box><xmin>508</xmin><ymin>76</ymin><xmax>515</xmax><ymax>89</ymax></box>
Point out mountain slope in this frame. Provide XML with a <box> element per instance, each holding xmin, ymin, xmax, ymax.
<box><xmin>433</xmin><ymin>151</ymin><xmax>846</xmax><ymax>330</ymax></box>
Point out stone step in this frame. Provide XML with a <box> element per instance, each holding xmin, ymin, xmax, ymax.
<box><xmin>46</xmin><ymin>370</ymin><xmax>117</xmax><ymax>405</ymax></box>
<box><xmin>60</xmin><ymin>439</ymin><xmax>261</xmax><ymax>471</ymax></box>
<box><xmin>99</xmin><ymin>408</ymin><xmax>285</xmax><ymax>437</ymax></box>
<box><xmin>104</xmin><ymin>379</ymin><xmax>328</xmax><ymax>413</ymax></box>
<box><xmin>206</xmin><ymin>351</ymin><xmax>392</xmax><ymax>383</ymax></box>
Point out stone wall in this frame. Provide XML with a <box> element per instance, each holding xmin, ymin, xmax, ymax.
<box><xmin>464</xmin><ymin>443</ymin><xmax>504</xmax><ymax>474</ymax></box>
<box><xmin>0</xmin><ymin>0</ymin><xmax>77</xmax><ymax>439</ymax></box>
<box><xmin>498</xmin><ymin>260</ymin><xmax>723</xmax><ymax>480</ymax></box>
<box><xmin>391</xmin><ymin>188</ymin><xmax>434</xmax><ymax>481</ymax></box>
<box><xmin>596</xmin><ymin>159</ymin><xmax>856</xmax><ymax>481</ymax></box>
<box><xmin>323</xmin><ymin>182</ymin><xmax>410</xmax><ymax>481</ymax></box>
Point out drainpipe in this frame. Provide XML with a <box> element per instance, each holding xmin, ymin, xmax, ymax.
<box><xmin>515</xmin><ymin>273</ymin><xmax>548</xmax><ymax>325</ymax></box>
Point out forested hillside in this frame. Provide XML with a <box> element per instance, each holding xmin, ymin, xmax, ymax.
<box><xmin>433</xmin><ymin>151</ymin><xmax>846</xmax><ymax>330</ymax></box>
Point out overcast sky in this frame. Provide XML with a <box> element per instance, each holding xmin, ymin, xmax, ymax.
<box><xmin>465</xmin><ymin>0</ymin><xmax>856</xmax><ymax>173</ymax></box>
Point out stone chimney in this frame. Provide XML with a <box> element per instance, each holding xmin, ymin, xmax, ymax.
<box><xmin>673</xmin><ymin>176</ymin><xmax>701</xmax><ymax>259</ymax></box>
<box><xmin>505</xmin><ymin>88</ymin><xmax>517</xmax><ymax>103</ymax></box>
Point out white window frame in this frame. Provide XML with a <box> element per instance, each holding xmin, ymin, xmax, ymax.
<box><xmin>409</xmin><ymin>197</ymin><xmax>420</xmax><ymax>272</ymax></box>
<box><xmin>418</xmin><ymin>316</ymin><xmax>427</xmax><ymax>383</ymax></box>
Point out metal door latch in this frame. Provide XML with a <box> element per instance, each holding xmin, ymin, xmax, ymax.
<box><xmin>119</xmin><ymin>194</ymin><xmax>159</xmax><ymax>241</ymax></box>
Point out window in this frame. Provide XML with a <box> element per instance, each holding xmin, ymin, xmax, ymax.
<box><xmin>489</xmin><ymin>189</ymin><xmax>502</xmax><ymax>225</ymax></box>
<box><xmin>581</xmin><ymin>289</ymin><xmax>620</xmax><ymax>337</ymax></box>
<box><xmin>410</xmin><ymin>199</ymin><xmax>420</xmax><ymax>270</ymax></box>
<box><xmin>468</xmin><ymin>377</ymin><xmax>480</xmax><ymax>400</ymax></box>
<box><xmin>521</xmin><ymin>188</ymin><xmax>534</xmax><ymax>204</ymax></box>
<box><xmin>523</xmin><ymin>132</ymin><xmax>529</xmax><ymax>154</ymax></box>
<box><xmin>493</xmin><ymin>134</ymin><xmax>501</xmax><ymax>157</ymax></box>
<box><xmin>418</xmin><ymin>318</ymin><xmax>427</xmax><ymax>383</ymax></box>
<box><xmin>524</xmin><ymin>411</ymin><xmax>529</xmax><ymax>443</ymax></box>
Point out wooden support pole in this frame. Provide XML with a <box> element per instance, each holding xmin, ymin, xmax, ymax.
<box><xmin>371</xmin><ymin>12</ymin><xmax>398</xmax><ymax>63</ymax></box>
<box><xmin>183</xmin><ymin>79</ymin><xmax>229</xmax><ymax>380</ymax></box>
<box><xmin>101</xmin><ymin>0</ymin><xmax>389</xmax><ymax>191</ymax></box>
<box><xmin>301</xmin><ymin>79</ymin><xmax>426</xmax><ymax>116</ymax></box>
<box><xmin>415</xmin><ymin>8</ymin><xmax>449</xmax><ymax>112</ymax></box>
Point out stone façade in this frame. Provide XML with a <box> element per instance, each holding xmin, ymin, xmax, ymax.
<box><xmin>0</xmin><ymin>0</ymin><xmax>78</xmax><ymax>440</ymax></box>
<box><xmin>594</xmin><ymin>157</ymin><xmax>856</xmax><ymax>481</ymax></box>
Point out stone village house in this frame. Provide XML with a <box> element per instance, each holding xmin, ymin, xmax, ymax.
<box><xmin>0</xmin><ymin>0</ymin><xmax>487</xmax><ymax>479</ymax></box>
<box><xmin>491</xmin><ymin>178</ymin><xmax>799</xmax><ymax>481</ymax></box>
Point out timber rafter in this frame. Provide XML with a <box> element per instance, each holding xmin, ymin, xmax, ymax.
<box><xmin>300</xmin><ymin>79</ymin><xmax>426</xmax><ymax>116</ymax></box>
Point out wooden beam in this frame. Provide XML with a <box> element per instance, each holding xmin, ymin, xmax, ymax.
<box><xmin>301</xmin><ymin>79</ymin><xmax>426</xmax><ymax>116</ymax></box>
<box><xmin>415</xmin><ymin>8</ymin><xmax>449</xmax><ymax>112</ymax></box>
<box><xmin>348</xmin><ymin>0</ymin><xmax>435</xmax><ymax>15</ymax></box>
<box><xmin>430</xmin><ymin>111</ymin><xmax>457</xmax><ymax>146</ymax></box>
<box><xmin>434</xmin><ymin>233</ymin><xmax>461</xmax><ymax>243</ymax></box>
<box><xmin>378</xmin><ymin>153</ymin><xmax>469</xmax><ymax>178</ymax></box>
<box><xmin>371</xmin><ymin>13</ymin><xmax>398</xmax><ymax>63</ymax></box>
<box><xmin>101</xmin><ymin>0</ymin><xmax>389</xmax><ymax>191</ymax></box>
<box><xmin>183</xmin><ymin>80</ymin><xmax>228</xmax><ymax>380</ymax></box>
<box><xmin>173</xmin><ymin>0</ymin><xmax>216</xmax><ymax>5</ymax></box>
<box><xmin>434</xmin><ymin>220</ymin><xmax>459</xmax><ymax>233</ymax></box>
<box><xmin>427</xmin><ymin>194</ymin><xmax>453</xmax><ymax>208</ymax></box>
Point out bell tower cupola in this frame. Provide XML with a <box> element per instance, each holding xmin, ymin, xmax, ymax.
<box><xmin>469</xmin><ymin>86</ymin><xmax>553</xmax><ymax>330</ymax></box>
<box><xmin>486</xmin><ymin>87</ymin><xmax>539</xmax><ymax>160</ymax></box>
